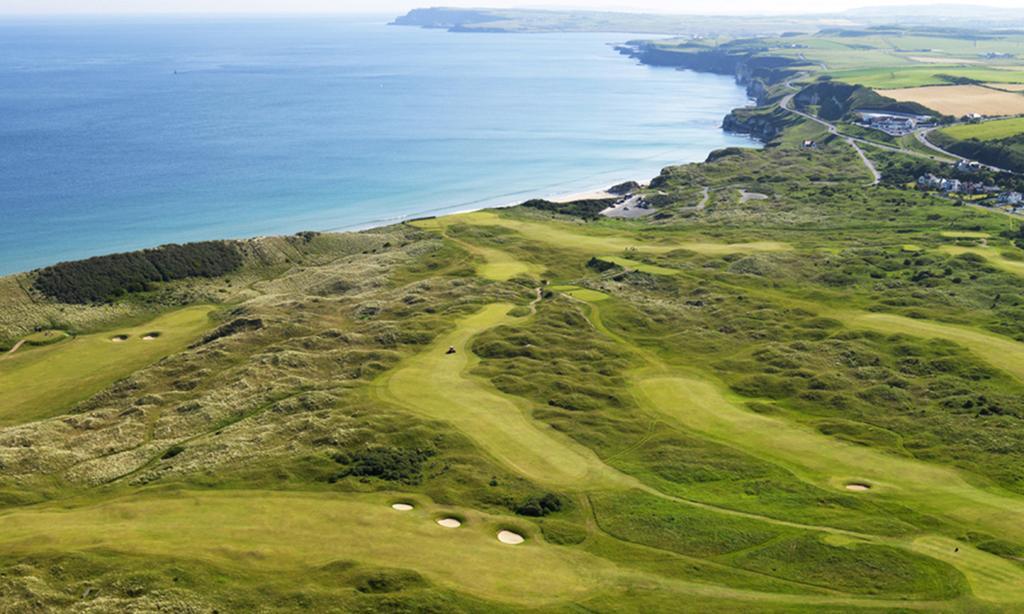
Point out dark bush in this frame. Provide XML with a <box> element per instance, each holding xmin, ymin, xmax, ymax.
<box><xmin>514</xmin><ymin>493</ymin><xmax>563</xmax><ymax>517</ymax></box>
<box><xmin>330</xmin><ymin>446</ymin><xmax>436</xmax><ymax>484</ymax></box>
<box><xmin>33</xmin><ymin>241</ymin><xmax>243</xmax><ymax>303</ymax></box>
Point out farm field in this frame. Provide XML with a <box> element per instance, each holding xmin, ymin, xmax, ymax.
<box><xmin>831</xmin><ymin>66</ymin><xmax>1024</xmax><ymax>89</ymax></box>
<box><xmin>989</xmin><ymin>83</ymin><xmax>1024</xmax><ymax>92</ymax></box>
<box><xmin>880</xmin><ymin>85</ymin><xmax>1024</xmax><ymax>116</ymax></box>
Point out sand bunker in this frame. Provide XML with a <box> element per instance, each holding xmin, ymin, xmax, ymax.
<box><xmin>845</xmin><ymin>483</ymin><xmax>871</xmax><ymax>492</ymax></box>
<box><xmin>391</xmin><ymin>503</ymin><xmax>414</xmax><ymax>511</ymax></box>
<box><xmin>436</xmin><ymin>518</ymin><xmax>461</xmax><ymax>528</ymax></box>
<box><xmin>110</xmin><ymin>335</ymin><xmax>129</xmax><ymax>343</ymax></box>
<box><xmin>142</xmin><ymin>332</ymin><xmax>162</xmax><ymax>341</ymax></box>
<box><xmin>497</xmin><ymin>530</ymin><xmax>525</xmax><ymax>545</ymax></box>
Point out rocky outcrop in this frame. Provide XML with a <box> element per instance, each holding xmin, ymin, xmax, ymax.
<box><xmin>722</xmin><ymin>107</ymin><xmax>801</xmax><ymax>142</ymax></box>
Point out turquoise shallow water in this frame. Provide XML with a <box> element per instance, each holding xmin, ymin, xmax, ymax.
<box><xmin>0</xmin><ymin>16</ymin><xmax>754</xmax><ymax>274</ymax></box>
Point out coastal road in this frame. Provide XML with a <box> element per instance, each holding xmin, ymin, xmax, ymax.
<box><xmin>779</xmin><ymin>88</ymin><xmax>885</xmax><ymax>184</ymax></box>
<box><xmin>780</xmin><ymin>79</ymin><xmax>1020</xmax><ymax>179</ymax></box>
<box><xmin>915</xmin><ymin>128</ymin><xmax>1017</xmax><ymax>175</ymax></box>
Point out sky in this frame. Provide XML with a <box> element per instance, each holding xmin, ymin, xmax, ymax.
<box><xmin>2</xmin><ymin>0</ymin><xmax>1023</xmax><ymax>16</ymax></box>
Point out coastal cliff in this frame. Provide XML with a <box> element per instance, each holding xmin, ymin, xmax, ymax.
<box><xmin>616</xmin><ymin>41</ymin><xmax>805</xmax><ymax>106</ymax></box>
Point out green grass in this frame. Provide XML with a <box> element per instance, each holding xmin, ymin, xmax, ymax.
<box><xmin>941</xmin><ymin>118</ymin><xmax>1024</xmax><ymax>141</ymax></box>
<box><xmin>842</xmin><ymin>310</ymin><xmax>1024</xmax><ymax>382</ymax></box>
<box><xmin>0</xmin><ymin>305</ymin><xmax>217</xmax><ymax>425</ymax></box>
<box><xmin>373</xmin><ymin>303</ymin><xmax>633</xmax><ymax>491</ymax></box>
<box><xmin>0</xmin><ymin>489</ymin><xmax>606</xmax><ymax>607</ymax></box>
<box><xmin>21</xmin><ymin>329</ymin><xmax>69</xmax><ymax>346</ymax></box>
<box><xmin>940</xmin><ymin>245</ymin><xmax>1024</xmax><ymax>276</ymax></box>
<box><xmin>830</xmin><ymin>66</ymin><xmax>1024</xmax><ymax>89</ymax></box>
<box><xmin>455</xmin><ymin>211</ymin><xmax>792</xmax><ymax>256</ymax></box>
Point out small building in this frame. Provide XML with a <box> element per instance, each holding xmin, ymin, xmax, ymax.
<box><xmin>998</xmin><ymin>191</ymin><xmax>1024</xmax><ymax>205</ymax></box>
<box><xmin>917</xmin><ymin>174</ymin><xmax>942</xmax><ymax>190</ymax></box>
<box><xmin>801</xmin><ymin>139</ymin><xmax>817</xmax><ymax>149</ymax></box>
<box><xmin>957</xmin><ymin>159</ymin><xmax>981</xmax><ymax>173</ymax></box>
<box><xmin>940</xmin><ymin>179</ymin><xmax>963</xmax><ymax>193</ymax></box>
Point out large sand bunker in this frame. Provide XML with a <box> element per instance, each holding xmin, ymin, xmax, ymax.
<box><xmin>498</xmin><ymin>530</ymin><xmax>525</xmax><ymax>545</ymax></box>
<box><xmin>436</xmin><ymin>518</ymin><xmax>461</xmax><ymax>528</ymax></box>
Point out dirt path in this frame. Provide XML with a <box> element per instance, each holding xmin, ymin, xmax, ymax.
<box><xmin>2</xmin><ymin>340</ymin><xmax>26</xmax><ymax>359</ymax></box>
<box><xmin>848</xmin><ymin>139</ymin><xmax>881</xmax><ymax>185</ymax></box>
<box><xmin>528</xmin><ymin>286</ymin><xmax>543</xmax><ymax>315</ymax></box>
<box><xmin>696</xmin><ymin>186</ymin><xmax>710</xmax><ymax>210</ymax></box>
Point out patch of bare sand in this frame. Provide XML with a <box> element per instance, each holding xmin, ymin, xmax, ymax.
<box><xmin>498</xmin><ymin>530</ymin><xmax>525</xmax><ymax>544</ymax></box>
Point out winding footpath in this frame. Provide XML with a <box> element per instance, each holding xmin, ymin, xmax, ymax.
<box><xmin>2</xmin><ymin>339</ymin><xmax>25</xmax><ymax>359</ymax></box>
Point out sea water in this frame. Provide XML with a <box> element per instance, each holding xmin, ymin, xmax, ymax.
<box><xmin>0</xmin><ymin>16</ymin><xmax>754</xmax><ymax>274</ymax></box>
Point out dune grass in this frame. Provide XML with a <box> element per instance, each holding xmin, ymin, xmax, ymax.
<box><xmin>0</xmin><ymin>305</ymin><xmax>216</xmax><ymax>425</ymax></box>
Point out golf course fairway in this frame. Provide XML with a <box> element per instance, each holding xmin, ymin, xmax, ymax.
<box><xmin>0</xmin><ymin>305</ymin><xmax>216</xmax><ymax>425</ymax></box>
<box><xmin>375</xmin><ymin>303</ymin><xmax>634</xmax><ymax>491</ymax></box>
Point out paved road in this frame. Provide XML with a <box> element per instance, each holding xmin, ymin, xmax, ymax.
<box><xmin>915</xmin><ymin>128</ymin><xmax>1017</xmax><ymax>175</ymax></box>
<box><xmin>780</xmin><ymin>79</ymin><xmax>1022</xmax><ymax>179</ymax></box>
<box><xmin>848</xmin><ymin>140</ymin><xmax>881</xmax><ymax>185</ymax></box>
<box><xmin>779</xmin><ymin>88</ymin><xmax>886</xmax><ymax>184</ymax></box>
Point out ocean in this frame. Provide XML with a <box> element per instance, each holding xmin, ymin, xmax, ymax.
<box><xmin>0</xmin><ymin>16</ymin><xmax>754</xmax><ymax>275</ymax></box>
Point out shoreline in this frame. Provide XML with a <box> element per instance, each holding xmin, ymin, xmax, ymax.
<box><xmin>1</xmin><ymin>179</ymin><xmax>635</xmax><ymax>278</ymax></box>
<box><xmin>317</xmin><ymin>180</ymin><xmax>634</xmax><ymax>237</ymax></box>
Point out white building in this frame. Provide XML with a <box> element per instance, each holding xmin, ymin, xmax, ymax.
<box><xmin>998</xmin><ymin>192</ymin><xmax>1024</xmax><ymax>205</ymax></box>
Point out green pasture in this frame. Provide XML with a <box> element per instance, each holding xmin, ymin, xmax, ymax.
<box><xmin>830</xmin><ymin>66</ymin><xmax>1024</xmax><ymax>89</ymax></box>
<box><xmin>941</xmin><ymin>118</ymin><xmax>1024</xmax><ymax>141</ymax></box>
